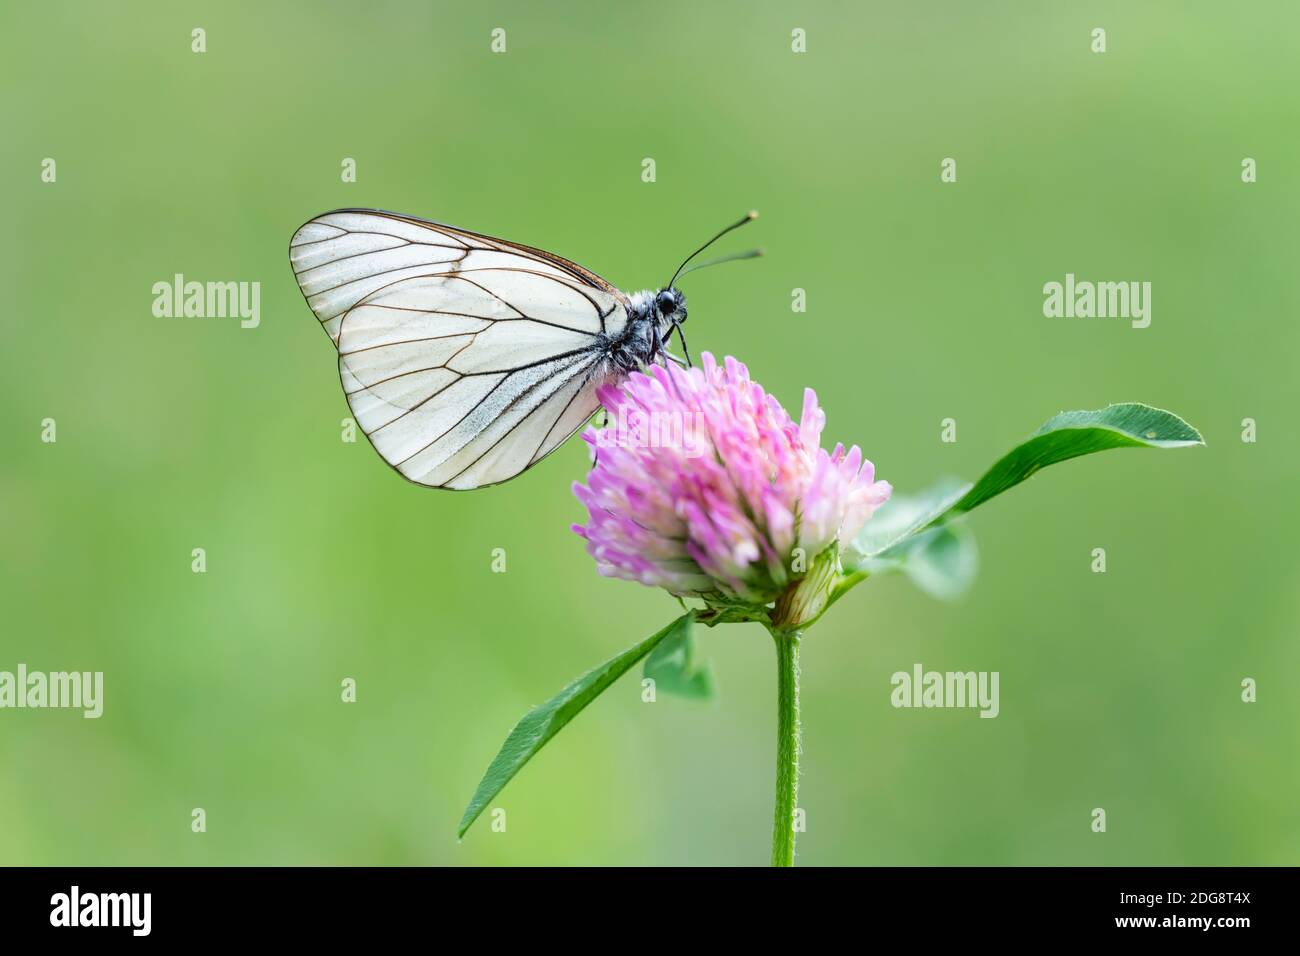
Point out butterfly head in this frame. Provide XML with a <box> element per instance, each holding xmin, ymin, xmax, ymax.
<box><xmin>655</xmin><ymin>288</ymin><xmax>687</xmax><ymax>326</ymax></box>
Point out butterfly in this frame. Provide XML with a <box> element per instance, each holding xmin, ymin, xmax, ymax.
<box><xmin>289</xmin><ymin>208</ymin><xmax>759</xmax><ymax>490</ymax></box>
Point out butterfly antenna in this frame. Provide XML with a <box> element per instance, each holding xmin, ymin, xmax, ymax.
<box><xmin>678</xmin><ymin>247</ymin><xmax>764</xmax><ymax>277</ymax></box>
<box><xmin>667</xmin><ymin>210</ymin><xmax>758</xmax><ymax>290</ymax></box>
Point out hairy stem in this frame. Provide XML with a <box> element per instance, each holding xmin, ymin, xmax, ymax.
<box><xmin>770</xmin><ymin>628</ymin><xmax>801</xmax><ymax>867</ymax></box>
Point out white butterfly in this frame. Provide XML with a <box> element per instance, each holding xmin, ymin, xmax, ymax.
<box><xmin>289</xmin><ymin>208</ymin><xmax>758</xmax><ymax>490</ymax></box>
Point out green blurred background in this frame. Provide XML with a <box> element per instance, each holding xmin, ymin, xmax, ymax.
<box><xmin>2</xmin><ymin>0</ymin><xmax>1296</xmax><ymax>866</ymax></box>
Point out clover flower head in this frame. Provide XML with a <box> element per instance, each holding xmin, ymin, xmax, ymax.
<box><xmin>571</xmin><ymin>353</ymin><xmax>891</xmax><ymax>609</ymax></box>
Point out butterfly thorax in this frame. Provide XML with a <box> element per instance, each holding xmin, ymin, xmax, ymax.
<box><xmin>609</xmin><ymin>288</ymin><xmax>686</xmax><ymax>372</ymax></box>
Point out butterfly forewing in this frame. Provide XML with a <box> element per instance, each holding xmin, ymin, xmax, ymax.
<box><xmin>290</xmin><ymin>209</ymin><xmax>626</xmax><ymax>489</ymax></box>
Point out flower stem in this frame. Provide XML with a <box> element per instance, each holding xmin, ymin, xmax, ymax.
<box><xmin>770</xmin><ymin>628</ymin><xmax>801</xmax><ymax>867</ymax></box>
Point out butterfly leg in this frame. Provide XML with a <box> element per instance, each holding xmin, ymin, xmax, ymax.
<box><xmin>589</xmin><ymin>406</ymin><xmax>609</xmax><ymax>472</ymax></box>
<box><xmin>650</xmin><ymin>328</ymin><xmax>688</xmax><ymax>372</ymax></box>
<box><xmin>671</xmin><ymin>321</ymin><xmax>694</xmax><ymax>368</ymax></box>
<box><xmin>649</xmin><ymin>323</ymin><xmax>669</xmax><ymax>369</ymax></box>
<box><xmin>649</xmin><ymin>324</ymin><xmax>687</xmax><ymax>401</ymax></box>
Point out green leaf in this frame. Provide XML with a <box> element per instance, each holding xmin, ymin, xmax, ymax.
<box><xmin>457</xmin><ymin>612</ymin><xmax>694</xmax><ymax>838</ymax></box>
<box><xmin>942</xmin><ymin>403</ymin><xmax>1203</xmax><ymax>519</ymax></box>
<box><xmin>644</xmin><ymin>614</ymin><xmax>715</xmax><ymax>699</ymax></box>
<box><xmin>851</xmin><ymin>478</ymin><xmax>971</xmax><ymax>562</ymax></box>
<box><xmin>844</xmin><ymin>404</ymin><xmax>1202</xmax><ymax>588</ymax></box>
<box><xmin>847</xmin><ymin>482</ymin><xmax>979</xmax><ymax>599</ymax></box>
<box><xmin>868</xmin><ymin>523</ymin><xmax>979</xmax><ymax>600</ymax></box>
